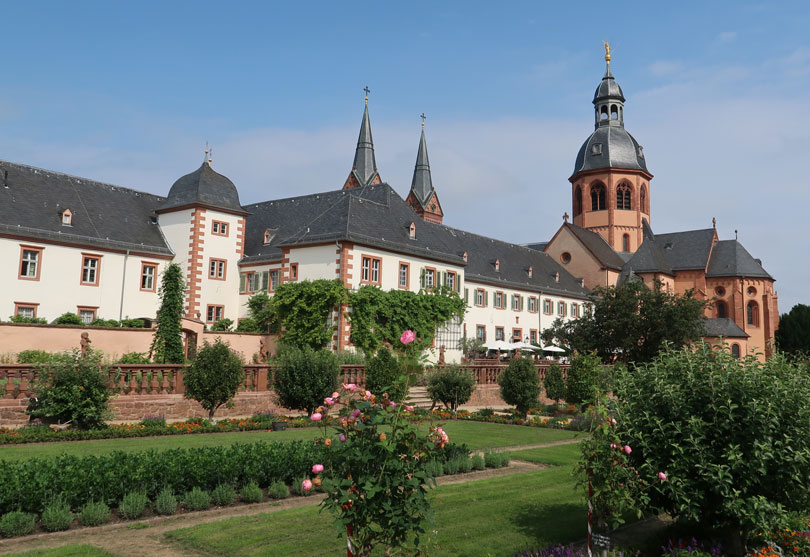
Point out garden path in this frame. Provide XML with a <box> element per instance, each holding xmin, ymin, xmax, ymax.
<box><xmin>0</xmin><ymin>440</ymin><xmax>579</xmax><ymax>557</ymax></box>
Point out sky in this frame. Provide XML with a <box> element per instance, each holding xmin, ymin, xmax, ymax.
<box><xmin>1</xmin><ymin>1</ymin><xmax>808</xmax><ymax>311</ymax></box>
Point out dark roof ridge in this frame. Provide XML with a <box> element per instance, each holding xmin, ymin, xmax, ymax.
<box><xmin>243</xmin><ymin>182</ymin><xmax>392</xmax><ymax>210</ymax></box>
<box><xmin>428</xmin><ymin>221</ymin><xmax>554</xmax><ymax>258</ymax></box>
<box><xmin>0</xmin><ymin>159</ymin><xmax>166</xmax><ymax>201</ymax></box>
<box><xmin>656</xmin><ymin>226</ymin><xmax>715</xmax><ymax>237</ymax></box>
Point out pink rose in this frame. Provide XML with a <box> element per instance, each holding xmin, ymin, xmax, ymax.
<box><xmin>324</xmin><ymin>397</ymin><xmax>335</xmax><ymax>406</ymax></box>
<box><xmin>389</xmin><ymin>401</ymin><xmax>397</xmax><ymax>408</ymax></box>
<box><xmin>310</xmin><ymin>412</ymin><xmax>322</xmax><ymax>422</ymax></box>
<box><xmin>302</xmin><ymin>479</ymin><xmax>313</xmax><ymax>492</ymax></box>
<box><xmin>405</xmin><ymin>405</ymin><xmax>414</xmax><ymax>411</ymax></box>
<box><xmin>350</xmin><ymin>409</ymin><xmax>362</xmax><ymax>418</ymax></box>
<box><xmin>343</xmin><ymin>383</ymin><xmax>357</xmax><ymax>391</ymax></box>
<box><xmin>338</xmin><ymin>433</ymin><xmax>347</xmax><ymax>442</ymax></box>
<box><xmin>400</xmin><ymin>330</ymin><xmax>416</xmax><ymax>345</ymax></box>
<box><xmin>623</xmin><ymin>445</ymin><xmax>632</xmax><ymax>454</ymax></box>
<box><xmin>609</xmin><ymin>443</ymin><xmax>617</xmax><ymax>449</ymax></box>
<box><xmin>611</xmin><ymin>418</ymin><xmax>617</xmax><ymax>425</ymax></box>
<box><xmin>658</xmin><ymin>472</ymin><xmax>667</xmax><ymax>481</ymax></box>
<box><xmin>332</xmin><ymin>392</ymin><xmax>340</xmax><ymax>398</ymax></box>
<box><xmin>312</xmin><ymin>464</ymin><xmax>324</xmax><ymax>474</ymax></box>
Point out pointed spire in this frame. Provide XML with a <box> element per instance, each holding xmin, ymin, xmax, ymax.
<box><xmin>347</xmin><ymin>87</ymin><xmax>379</xmax><ymax>188</ymax></box>
<box><xmin>410</xmin><ymin>118</ymin><xmax>433</xmax><ymax>206</ymax></box>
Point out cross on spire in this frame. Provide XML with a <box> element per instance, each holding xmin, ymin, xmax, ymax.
<box><xmin>420</xmin><ymin>112</ymin><xmax>426</xmax><ymax>128</ymax></box>
<box><xmin>364</xmin><ymin>86</ymin><xmax>370</xmax><ymax>104</ymax></box>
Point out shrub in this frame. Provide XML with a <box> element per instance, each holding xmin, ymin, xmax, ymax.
<box><xmin>274</xmin><ymin>345</ymin><xmax>339</xmax><ymax>416</ymax></box>
<box><xmin>425</xmin><ymin>459</ymin><xmax>444</xmax><ymax>478</ymax></box>
<box><xmin>471</xmin><ymin>454</ymin><xmax>485</xmax><ymax>471</ymax></box>
<box><xmin>498</xmin><ymin>357</ymin><xmax>541</xmax><ymax>417</ymax></box>
<box><xmin>565</xmin><ymin>352</ymin><xmax>604</xmax><ymax>406</ymax></box>
<box><xmin>139</xmin><ymin>415</ymin><xmax>166</xmax><ymax>428</ymax></box>
<box><xmin>116</xmin><ymin>352</ymin><xmax>150</xmax><ymax>364</ymax></box>
<box><xmin>55</xmin><ymin>312</ymin><xmax>83</xmax><ymax>325</ymax></box>
<box><xmin>210</xmin><ymin>484</ymin><xmax>237</xmax><ymax>506</ymax></box>
<box><xmin>442</xmin><ymin>457</ymin><xmax>460</xmax><ymax>475</ymax></box>
<box><xmin>426</xmin><ymin>365</ymin><xmax>476</xmax><ymax>411</ymax></box>
<box><xmin>9</xmin><ymin>315</ymin><xmax>47</xmax><ymax>324</ymax></box>
<box><xmin>334</xmin><ymin>351</ymin><xmax>365</xmax><ymax>365</ymax></box>
<box><xmin>183</xmin><ymin>339</ymin><xmax>245</xmax><ymax>420</ymax></box>
<box><xmin>210</xmin><ymin>318</ymin><xmax>233</xmax><ymax>332</ymax></box>
<box><xmin>484</xmin><ymin>450</ymin><xmax>509</xmax><ymax>468</ymax></box>
<box><xmin>91</xmin><ymin>318</ymin><xmax>119</xmax><ymax>328</ymax></box>
<box><xmin>26</xmin><ymin>350</ymin><xmax>111</xmax><ymax>429</ymax></box>
<box><xmin>40</xmin><ymin>496</ymin><xmax>74</xmax><ymax>532</ymax></box>
<box><xmin>154</xmin><ymin>487</ymin><xmax>178</xmax><ymax>516</ymax></box>
<box><xmin>364</xmin><ymin>348</ymin><xmax>408</xmax><ymax>401</ymax></box>
<box><xmin>120</xmin><ymin>318</ymin><xmax>146</xmax><ymax>329</ymax></box>
<box><xmin>457</xmin><ymin>455</ymin><xmax>473</xmax><ymax>473</ymax></box>
<box><xmin>182</xmin><ymin>487</ymin><xmax>211</xmax><ymax>511</ymax></box>
<box><xmin>150</xmin><ymin>263</ymin><xmax>185</xmax><ymax>364</ymax></box>
<box><xmin>0</xmin><ymin>511</ymin><xmax>36</xmax><ymax>537</ymax></box>
<box><xmin>118</xmin><ymin>491</ymin><xmax>148</xmax><ymax>519</ymax></box>
<box><xmin>543</xmin><ymin>363</ymin><xmax>566</xmax><ymax>403</ymax></box>
<box><xmin>614</xmin><ymin>345</ymin><xmax>810</xmax><ymax>553</ymax></box>
<box><xmin>267</xmin><ymin>481</ymin><xmax>289</xmax><ymax>500</ymax></box>
<box><xmin>16</xmin><ymin>349</ymin><xmax>55</xmax><ymax>364</ymax></box>
<box><xmin>79</xmin><ymin>501</ymin><xmax>111</xmax><ymax>526</ymax></box>
<box><xmin>235</xmin><ymin>317</ymin><xmax>261</xmax><ymax>333</ymax></box>
<box><xmin>239</xmin><ymin>482</ymin><xmax>263</xmax><ymax>504</ymax></box>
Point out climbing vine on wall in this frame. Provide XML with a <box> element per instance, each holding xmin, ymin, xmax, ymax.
<box><xmin>270</xmin><ymin>279</ymin><xmax>349</xmax><ymax>350</ymax></box>
<box><xmin>150</xmin><ymin>263</ymin><xmax>186</xmax><ymax>364</ymax></box>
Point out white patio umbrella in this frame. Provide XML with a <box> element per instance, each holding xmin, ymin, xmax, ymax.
<box><xmin>511</xmin><ymin>341</ymin><xmax>540</xmax><ymax>351</ymax></box>
<box><xmin>542</xmin><ymin>345</ymin><xmax>566</xmax><ymax>353</ymax></box>
<box><xmin>484</xmin><ymin>339</ymin><xmax>514</xmax><ymax>351</ymax></box>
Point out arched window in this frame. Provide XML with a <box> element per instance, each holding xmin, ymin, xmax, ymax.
<box><xmin>731</xmin><ymin>344</ymin><xmax>740</xmax><ymax>359</ymax></box>
<box><xmin>640</xmin><ymin>185</ymin><xmax>647</xmax><ymax>213</ymax></box>
<box><xmin>716</xmin><ymin>300</ymin><xmax>727</xmax><ymax>318</ymax></box>
<box><xmin>746</xmin><ymin>301</ymin><xmax>759</xmax><ymax>327</ymax></box>
<box><xmin>600</xmin><ymin>106</ymin><xmax>608</xmax><ymax>121</ymax></box>
<box><xmin>575</xmin><ymin>186</ymin><xmax>583</xmax><ymax>215</ymax></box>
<box><xmin>610</xmin><ymin>104</ymin><xmax>618</xmax><ymax>119</ymax></box>
<box><xmin>622</xmin><ymin>234</ymin><xmax>630</xmax><ymax>252</ymax></box>
<box><xmin>591</xmin><ymin>184</ymin><xmax>606</xmax><ymax>211</ymax></box>
<box><xmin>616</xmin><ymin>184</ymin><xmax>632</xmax><ymax>210</ymax></box>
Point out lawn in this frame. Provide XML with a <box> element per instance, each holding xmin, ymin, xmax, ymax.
<box><xmin>1</xmin><ymin>422</ymin><xmax>580</xmax><ymax>461</ymax></box>
<box><xmin>5</xmin><ymin>545</ymin><xmax>116</xmax><ymax>557</ymax></box>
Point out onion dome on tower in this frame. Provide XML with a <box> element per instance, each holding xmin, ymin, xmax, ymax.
<box><xmin>158</xmin><ymin>151</ymin><xmax>246</xmax><ymax>214</ymax></box>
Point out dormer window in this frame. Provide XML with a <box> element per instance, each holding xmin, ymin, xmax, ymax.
<box><xmin>463</xmin><ymin>252</ymin><xmax>468</xmax><ymax>263</ymax></box>
<box><xmin>554</xmin><ymin>271</ymin><xmax>560</xmax><ymax>283</ymax></box>
<box><xmin>61</xmin><ymin>209</ymin><xmax>73</xmax><ymax>226</ymax></box>
<box><xmin>263</xmin><ymin>229</ymin><xmax>272</xmax><ymax>244</ymax></box>
<box><xmin>591</xmin><ymin>143</ymin><xmax>603</xmax><ymax>156</ymax></box>
<box><xmin>528</xmin><ymin>265</ymin><xmax>533</xmax><ymax>278</ymax></box>
<box><xmin>637</xmin><ymin>145</ymin><xmax>644</xmax><ymax>158</ymax></box>
<box><xmin>409</xmin><ymin>222</ymin><xmax>416</xmax><ymax>239</ymax></box>
<box><xmin>495</xmin><ymin>259</ymin><xmax>500</xmax><ymax>272</ymax></box>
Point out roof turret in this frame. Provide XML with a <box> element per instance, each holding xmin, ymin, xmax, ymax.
<box><xmin>344</xmin><ymin>91</ymin><xmax>380</xmax><ymax>188</ymax></box>
<box><xmin>159</xmin><ymin>156</ymin><xmax>246</xmax><ymax>214</ymax></box>
<box><xmin>409</xmin><ymin>122</ymin><xmax>434</xmax><ymax>207</ymax></box>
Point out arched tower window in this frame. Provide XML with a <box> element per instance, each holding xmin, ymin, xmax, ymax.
<box><xmin>574</xmin><ymin>186</ymin><xmax>583</xmax><ymax>215</ymax></box>
<box><xmin>746</xmin><ymin>301</ymin><xmax>759</xmax><ymax>327</ymax></box>
<box><xmin>622</xmin><ymin>234</ymin><xmax>630</xmax><ymax>252</ymax></box>
<box><xmin>716</xmin><ymin>300</ymin><xmax>727</xmax><ymax>318</ymax></box>
<box><xmin>616</xmin><ymin>184</ymin><xmax>632</xmax><ymax>210</ymax></box>
<box><xmin>600</xmin><ymin>106</ymin><xmax>608</xmax><ymax>121</ymax></box>
<box><xmin>640</xmin><ymin>185</ymin><xmax>647</xmax><ymax>213</ymax></box>
<box><xmin>590</xmin><ymin>183</ymin><xmax>606</xmax><ymax>211</ymax></box>
<box><xmin>610</xmin><ymin>104</ymin><xmax>618</xmax><ymax>119</ymax></box>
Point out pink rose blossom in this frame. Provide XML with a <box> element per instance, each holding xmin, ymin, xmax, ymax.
<box><xmin>302</xmin><ymin>479</ymin><xmax>313</xmax><ymax>492</ymax></box>
<box><xmin>343</xmin><ymin>383</ymin><xmax>357</xmax><ymax>391</ymax></box>
<box><xmin>350</xmin><ymin>409</ymin><xmax>362</xmax><ymax>418</ymax></box>
<box><xmin>400</xmin><ymin>330</ymin><xmax>416</xmax><ymax>345</ymax></box>
<box><xmin>609</xmin><ymin>443</ymin><xmax>617</xmax><ymax>449</ymax></box>
<box><xmin>332</xmin><ymin>392</ymin><xmax>340</xmax><ymax>398</ymax></box>
<box><xmin>389</xmin><ymin>401</ymin><xmax>397</xmax><ymax>408</ymax></box>
<box><xmin>623</xmin><ymin>445</ymin><xmax>632</xmax><ymax>454</ymax></box>
<box><xmin>310</xmin><ymin>412</ymin><xmax>322</xmax><ymax>422</ymax></box>
<box><xmin>658</xmin><ymin>472</ymin><xmax>667</xmax><ymax>481</ymax></box>
<box><xmin>338</xmin><ymin>433</ymin><xmax>347</xmax><ymax>442</ymax></box>
<box><xmin>312</xmin><ymin>464</ymin><xmax>324</xmax><ymax>474</ymax></box>
<box><xmin>324</xmin><ymin>397</ymin><xmax>335</xmax><ymax>406</ymax></box>
<box><xmin>405</xmin><ymin>405</ymin><xmax>414</xmax><ymax>411</ymax></box>
<box><xmin>611</xmin><ymin>418</ymin><xmax>617</xmax><ymax>425</ymax></box>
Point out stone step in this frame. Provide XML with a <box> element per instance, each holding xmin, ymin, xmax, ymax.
<box><xmin>405</xmin><ymin>386</ymin><xmax>434</xmax><ymax>409</ymax></box>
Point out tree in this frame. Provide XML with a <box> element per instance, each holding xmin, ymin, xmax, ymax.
<box><xmin>426</xmin><ymin>365</ymin><xmax>476</xmax><ymax>411</ymax></box>
<box><xmin>458</xmin><ymin>336</ymin><xmax>484</xmax><ymax>361</ymax></box>
<box><xmin>543</xmin><ymin>362</ymin><xmax>566</xmax><ymax>403</ymax></box>
<box><xmin>210</xmin><ymin>318</ymin><xmax>233</xmax><ymax>332</ymax></box>
<box><xmin>776</xmin><ymin>303</ymin><xmax>810</xmax><ymax>356</ymax></box>
<box><xmin>271</xmin><ymin>280</ymin><xmax>348</xmax><ymax>349</ymax></box>
<box><xmin>150</xmin><ymin>263</ymin><xmax>185</xmax><ymax>364</ymax></box>
<box><xmin>183</xmin><ymin>339</ymin><xmax>245</xmax><ymax>420</ymax></box>
<box><xmin>564</xmin><ymin>352</ymin><xmax>605</xmax><ymax>406</ymax></box>
<box><xmin>542</xmin><ymin>280</ymin><xmax>707</xmax><ymax>364</ymax></box>
<box><xmin>364</xmin><ymin>348</ymin><xmax>408</xmax><ymax>401</ymax></box>
<box><xmin>243</xmin><ymin>292</ymin><xmax>275</xmax><ymax>333</ymax></box>
<box><xmin>614</xmin><ymin>344</ymin><xmax>810</xmax><ymax>554</ymax></box>
<box><xmin>274</xmin><ymin>345</ymin><xmax>340</xmax><ymax>415</ymax></box>
<box><xmin>498</xmin><ymin>357</ymin><xmax>541</xmax><ymax>417</ymax></box>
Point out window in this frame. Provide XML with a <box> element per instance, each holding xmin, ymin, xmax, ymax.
<box><xmin>19</xmin><ymin>246</ymin><xmax>43</xmax><ymax>280</ymax></box>
<box><xmin>529</xmin><ymin>330</ymin><xmax>537</xmax><ymax>344</ymax></box>
<box><xmin>206</xmin><ymin>305</ymin><xmax>225</xmax><ymax>323</ymax></box>
<box><xmin>140</xmin><ymin>262</ymin><xmax>157</xmax><ymax>292</ymax></box>
<box><xmin>409</xmin><ymin>222</ymin><xmax>416</xmax><ymax>239</ymax></box>
<box><xmin>528</xmin><ymin>297</ymin><xmax>537</xmax><ymax>313</ymax></box>
<box><xmin>435</xmin><ymin>315</ymin><xmax>462</xmax><ymax>350</ymax></box>
<box><xmin>476</xmin><ymin>325</ymin><xmax>486</xmax><ymax>342</ymax></box>
<box><xmin>423</xmin><ymin>267</ymin><xmax>435</xmax><ymax>289</ymax></box>
<box><xmin>747</xmin><ymin>286</ymin><xmax>757</xmax><ymax>297</ymax></box>
<box><xmin>212</xmin><ymin>220</ymin><xmax>229</xmax><ymax>236</ymax></box>
<box><xmin>14</xmin><ymin>303</ymin><xmax>38</xmax><ymax>318</ymax></box>
<box><xmin>574</xmin><ymin>186</ymin><xmax>583</xmax><ymax>215</ymax></box>
<box><xmin>289</xmin><ymin>263</ymin><xmax>298</xmax><ymax>281</ymax></box>
<box><xmin>77</xmin><ymin>307</ymin><xmax>97</xmax><ymax>324</ymax></box>
<box><xmin>263</xmin><ymin>229</ymin><xmax>273</xmax><ymax>244</ymax></box>
<box><xmin>616</xmin><ymin>184</ymin><xmax>632</xmax><ymax>210</ymax></box>
<box><xmin>731</xmin><ymin>344</ymin><xmax>741</xmax><ymax>359</ymax></box>
<box><xmin>239</xmin><ymin>272</ymin><xmax>256</xmax><ymax>294</ymax></box>
<box><xmin>512</xmin><ymin>328</ymin><xmax>522</xmax><ymax>342</ymax></box>
<box><xmin>511</xmin><ymin>294</ymin><xmax>522</xmax><ymax>311</ymax></box>
<box><xmin>715</xmin><ymin>286</ymin><xmax>726</xmax><ymax>297</ymax></box>
<box><xmin>747</xmin><ymin>301</ymin><xmax>759</xmax><ymax>327</ymax></box>
<box><xmin>446</xmin><ymin>271</ymin><xmax>457</xmax><ymax>292</ymax></box>
<box><xmin>61</xmin><ymin>209</ymin><xmax>72</xmax><ymax>225</ymax></box>
<box><xmin>543</xmin><ymin>298</ymin><xmax>552</xmax><ymax>314</ymax></box>
<box><xmin>495</xmin><ymin>327</ymin><xmax>505</xmax><ymax>341</ymax></box>
<box><xmin>209</xmin><ymin>258</ymin><xmax>226</xmax><ymax>280</ymax></box>
<box><xmin>270</xmin><ymin>270</ymin><xmax>280</xmax><ymax>290</ymax></box>
<box><xmin>494</xmin><ymin>291</ymin><xmax>504</xmax><ymax>309</ymax></box>
<box><xmin>398</xmin><ymin>262</ymin><xmax>409</xmax><ymax>289</ymax></box>
<box><xmin>640</xmin><ymin>185</ymin><xmax>648</xmax><ymax>213</ymax></box>
<box><xmin>557</xmin><ymin>301</ymin><xmax>567</xmax><ymax>317</ymax></box>
<box><xmin>361</xmin><ymin>256</ymin><xmax>382</xmax><ymax>285</ymax></box>
<box><xmin>81</xmin><ymin>255</ymin><xmax>101</xmax><ymax>286</ymax></box>
<box><xmin>590</xmin><ymin>183</ymin><xmax>606</xmax><ymax>211</ymax></box>
<box><xmin>561</xmin><ymin>252</ymin><xmax>572</xmax><ymax>264</ymax></box>
<box><xmin>464</xmin><ymin>288</ymin><xmax>469</xmax><ymax>303</ymax></box>
<box><xmin>571</xmin><ymin>303</ymin><xmax>579</xmax><ymax>318</ymax></box>
<box><xmin>622</xmin><ymin>234</ymin><xmax>630</xmax><ymax>252</ymax></box>
<box><xmin>716</xmin><ymin>300</ymin><xmax>727</xmax><ymax>319</ymax></box>
<box><xmin>475</xmin><ymin>289</ymin><xmax>485</xmax><ymax>307</ymax></box>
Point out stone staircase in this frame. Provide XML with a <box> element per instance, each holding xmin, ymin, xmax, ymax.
<box><xmin>405</xmin><ymin>386</ymin><xmax>434</xmax><ymax>409</ymax></box>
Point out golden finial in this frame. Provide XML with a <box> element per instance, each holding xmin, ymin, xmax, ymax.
<box><xmin>603</xmin><ymin>41</ymin><xmax>611</xmax><ymax>66</ymax></box>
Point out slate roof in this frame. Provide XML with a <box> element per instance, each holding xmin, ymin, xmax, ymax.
<box><xmin>702</xmin><ymin>317</ymin><xmax>748</xmax><ymax>338</ymax></box>
<box><xmin>349</xmin><ymin>102</ymin><xmax>379</xmax><ymax>187</ymax></box>
<box><xmin>706</xmin><ymin>240</ymin><xmax>773</xmax><ymax>279</ymax></box>
<box><xmin>573</xmin><ymin>126</ymin><xmax>649</xmax><ymax>175</ymax></box>
<box><xmin>593</xmin><ymin>67</ymin><xmax>625</xmax><ymax>103</ymax></box>
<box><xmin>0</xmin><ymin>160</ymin><xmax>172</xmax><ymax>256</ymax></box>
<box><xmin>409</xmin><ymin>128</ymin><xmax>434</xmax><ymax>208</ymax></box>
<box><xmin>159</xmin><ymin>162</ymin><xmax>246</xmax><ymax>214</ymax></box>
<box><xmin>564</xmin><ymin>224</ymin><xmax>626</xmax><ymax>271</ymax></box>
<box><xmin>243</xmin><ymin>183</ymin><xmax>589</xmax><ymax>299</ymax></box>
<box><xmin>619</xmin><ymin>220</ymin><xmax>673</xmax><ymax>280</ymax></box>
<box><xmin>654</xmin><ymin>228</ymin><xmax>716</xmax><ymax>271</ymax></box>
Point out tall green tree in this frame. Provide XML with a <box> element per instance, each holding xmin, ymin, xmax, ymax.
<box><xmin>183</xmin><ymin>339</ymin><xmax>245</xmax><ymax>420</ymax></box>
<box><xmin>150</xmin><ymin>263</ymin><xmax>186</xmax><ymax>364</ymax></box>
<box><xmin>776</xmin><ymin>303</ymin><xmax>810</xmax><ymax>356</ymax></box>
<box><xmin>542</xmin><ymin>280</ymin><xmax>707</xmax><ymax>364</ymax></box>
<box><xmin>271</xmin><ymin>279</ymin><xmax>348</xmax><ymax>349</ymax></box>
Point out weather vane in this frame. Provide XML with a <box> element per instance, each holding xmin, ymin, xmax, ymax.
<box><xmin>603</xmin><ymin>41</ymin><xmax>611</xmax><ymax>66</ymax></box>
<box><xmin>420</xmin><ymin>112</ymin><xmax>426</xmax><ymax>128</ymax></box>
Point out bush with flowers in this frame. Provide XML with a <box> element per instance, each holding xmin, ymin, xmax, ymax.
<box><xmin>303</xmin><ymin>330</ymin><xmax>449</xmax><ymax>556</ymax></box>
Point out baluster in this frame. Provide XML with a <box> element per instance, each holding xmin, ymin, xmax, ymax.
<box><xmin>160</xmin><ymin>370</ymin><xmax>171</xmax><ymax>394</ymax></box>
<box><xmin>5</xmin><ymin>376</ymin><xmax>15</xmax><ymax>398</ymax></box>
<box><xmin>127</xmin><ymin>371</ymin><xmax>138</xmax><ymax>394</ymax></box>
<box><xmin>244</xmin><ymin>369</ymin><xmax>253</xmax><ymax>391</ymax></box>
<box><xmin>139</xmin><ymin>371</ymin><xmax>149</xmax><ymax>395</ymax></box>
<box><xmin>18</xmin><ymin>372</ymin><xmax>29</xmax><ymax>398</ymax></box>
<box><xmin>150</xmin><ymin>369</ymin><xmax>160</xmax><ymax>394</ymax></box>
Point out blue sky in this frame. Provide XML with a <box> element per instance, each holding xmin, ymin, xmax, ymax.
<box><xmin>1</xmin><ymin>1</ymin><xmax>808</xmax><ymax>311</ymax></box>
